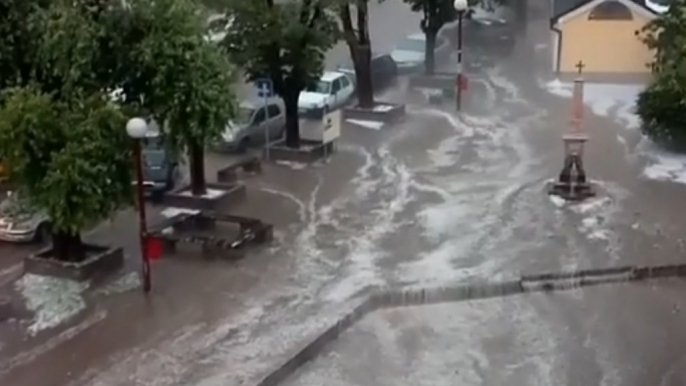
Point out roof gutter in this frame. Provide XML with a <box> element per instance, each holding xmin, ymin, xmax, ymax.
<box><xmin>550</xmin><ymin>19</ymin><xmax>563</xmax><ymax>74</ymax></box>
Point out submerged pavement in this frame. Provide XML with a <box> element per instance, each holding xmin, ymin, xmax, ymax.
<box><xmin>2</xmin><ymin>1</ymin><xmax>686</xmax><ymax>385</ymax></box>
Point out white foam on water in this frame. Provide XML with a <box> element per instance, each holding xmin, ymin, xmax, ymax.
<box><xmin>95</xmin><ymin>272</ymin><xmax>142</xmax><ymax>296</ymax></box>
<box><xmin>178</xmin><ymin>188</ymin><xmax>225</xmax><ymax>198</ymax></box>
<box><xmin>541</xmin><ymin>79</ymin><xmax>644</xmax><ymax>130</ymax></box>
<box><xmin>549</xmin><ymin>195</ymin><xmax>567</xmax><ymax>208</ymax></box>
<box><xmin>346</xmin><ymin>119</ymin><xmax>384</xmax><ymax>130</ymax></box>
<box><xmin>637</xmin><ymin>137</ymin><xmax>686</xmax><ymax>185</ymax></box>
<box><xmin>16</xmin><ymin>274</ymin><xmax>89</xmax><ymax>335</ymax></box>
<box><xmin>488</xmin><ymin>66</ymin><xmax>527</xmax><ymax>105</ymax></box>
<box><xmin>160</xmin><ymin>207</ymin><xmax>200</xmax><ymax>218</ymax></box>
<box><xmin>373</xmin><ymin>104</ymin><xmax>394</xmax><ymax>112</ymax></box>
<box><xmin>274</xmin><ymin>160</ymin><xmax>308</xmax><ymax>170</ymax></box>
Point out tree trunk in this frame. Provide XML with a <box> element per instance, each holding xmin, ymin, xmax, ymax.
<box><xmin>189</xmin><ymin>142</ymin><xmax>206</xmax><ymax>196</ymax></box>
<box><xmin>425</xmin><ymin>29</ymin><xmax>437</xmax><ymax>75</ymax></box>
<box><xmin>52</xmin><ymin>230</ymin><xmax>85</xmax><ymax>262</ymax></box>
<box><xmin>283</xmin><ymin>91</ymin><xmax>301</xmax><ymax>148</ymax></box>
<box><xmin>351</xmin><ymin>43</ymin><xmax>375</xmax><ymax>108</ymax></box>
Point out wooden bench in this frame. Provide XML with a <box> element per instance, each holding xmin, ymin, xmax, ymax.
<box><xmin>216</xmin><ymin>155</ymin><xmax>262</xmax><ymax>184</ymax></box>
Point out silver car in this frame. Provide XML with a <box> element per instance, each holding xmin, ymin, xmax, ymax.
<box><xmin>390</xmin><ymin>33</ymin><xmax>451</xmax><ymax>73</ymax></box>
<box><xmin>0</xmin><ymin>192</ymin><xmax>50</xmax><ymax>243</ymax></box>
<box><xmin>215</xmin><ymin>99</ymin><xmax>286</xmax><ymax>153</ymax></box>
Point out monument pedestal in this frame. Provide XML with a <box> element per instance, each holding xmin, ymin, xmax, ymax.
<box><xmin>549</xmin><ymin>134</ymin><xmax>595</xmax><ymax>201</ymax></box>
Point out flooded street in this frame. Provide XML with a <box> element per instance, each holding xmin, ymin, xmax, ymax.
<box><xmin>2</xmin><ymin>0</ymin><xmax>686</xmax><ymax>385</ymax></box>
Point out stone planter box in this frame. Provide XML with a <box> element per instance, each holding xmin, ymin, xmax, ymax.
<box><xmin>343</xmin><ymin>103</ymin><xmax>406</xmax><ymax>125</ymax></box>
<box><xmin>164</xmin><ymin>182</ymin><xmax>246</xmax><ymax>211</ymax></box>
<box><xmin>24</xmin><ymin>244</ymin><xmax>124</xmax><ymax>282</ymax></box>
<box><xmin>268</xmin><ymin>139</ymin><xmax>335</xmax><ymax>164</ymax></box>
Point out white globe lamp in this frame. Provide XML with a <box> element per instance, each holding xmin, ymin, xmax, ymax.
<box><xmin>126</xmin><ymin>117</ymin><xmax>148</xmax><ymax>139</ymax></box>
<box><xmin>453</xmin><ymin>0</ymin><xmax>468</xmax><ymax>12</ymax></box>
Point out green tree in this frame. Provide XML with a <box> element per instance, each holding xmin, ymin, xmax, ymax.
<box><xmin>0</xmin><ymin>0</ymin><xmax>236</xmax><ymax>260</ymax></box>
<box><xmin>338</xmin><ymin>0</ymin><xmax>375</xmax><ymax>108</ymax></box>
<box><xmin>404</xmin><ymin>0</ymin><xmax>456</xmax><ymax>75</ymax></box>
<box><xmin>636</xmin><ymin>0</ymin><xmax>686</xmax><ymax>150</ymax></box>
<box><xmin>222</xmin><ymin>0</ymin><xmax>339</xmax><ymax>148</ymax></box>
<box><xmin>108</xmin><ymin>0</ymin><xmax>237</xmax><ymax>195</ymax></box>
<box><xmin>0</xmin><ymin>88</ymin><xmax>132</xmax><ymax>261</ymax></box>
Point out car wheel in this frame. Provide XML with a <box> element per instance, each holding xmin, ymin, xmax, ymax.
<box><xmin>237</xmin><ymin>138</ymin><xmax>250</xmax><ymax>153</ymax></box>
<box><xmin>34</xmin><ymin>223</ymin><xmax>51</xmax><ymax>245</ymax></box>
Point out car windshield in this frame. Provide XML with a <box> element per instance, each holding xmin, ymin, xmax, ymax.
<box><xmin>397</xmin><ymin>38</ymin><xmax>425</xmax><ymax>52</ymax></box>
<box><xmin>235</xmin><ymin>106</ymin><xmax>255</xmax><ymax>124</ymax></box>
<box><xmin>143</xmin><ymin>150</ymin><xmax>166</xmax><ymax>167</ymax></box>
<box><xmin>307</xmin><ymin>81</ymin><xmax>331</xmax><ymax>94</ymax></box>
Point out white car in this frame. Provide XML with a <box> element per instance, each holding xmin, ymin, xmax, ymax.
<box><xmin>298</xmin><ymin>71</ymin><xmax>355</xmax><ymax>116</ymax></box>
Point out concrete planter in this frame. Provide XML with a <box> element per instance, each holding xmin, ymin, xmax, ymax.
<box><xmin>268</xmin><ymin>139</ymin><xmax>335</xmax><ymax>164</ymax></box>
<box><xmin>343</xmin><ymin>103</ymin><xmax>406</xmax><ymax>125</ymax></box>
<box><xmin>24</xmin><ymin>244</ymin><xmax>124</xmax><ymax>282</ymax></box>
<box><xmin>164</xmin><ymin>182</ymin><xmax>246</xmax><ymax>211</ymax></box>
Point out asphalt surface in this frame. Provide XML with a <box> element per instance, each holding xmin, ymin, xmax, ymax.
<box><xmin>2</xmin><ymin>0</ymin><xmax>686</xmax><ymax>385</ymax></box>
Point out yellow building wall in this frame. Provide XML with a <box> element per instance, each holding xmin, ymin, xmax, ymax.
<box><xmin>559</xmin><ymin>8</ymin><xmax>654</xmax><ymax>73</ymax></box>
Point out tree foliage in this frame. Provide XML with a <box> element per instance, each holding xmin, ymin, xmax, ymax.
<box><xmin>222</xmin><ymin>0</ymin><xmax>339</xmax><ymax>147</ymax></box>
<box><xmin>0</xmin><ymin>88</ymin><xmax>132</xmax><ymax>247</ymax></box>
<box><xmin>0</xmin><ymin>0</ymin><xmax>237</xmax><ymax>259</ymax></box>
<box><xmin>404</xmin><ymin>0</ymin><xmax>457</xmax><ymax>74</ymax></box>
<box><xmin>111</xmin><ymin>0</ymin><xmax>237</xmax><ymax>194</ymax></box>
<box><xmin>636</xmin><ymin>0</ymin><xmax>686</xmax><ymax>150</ymax></box>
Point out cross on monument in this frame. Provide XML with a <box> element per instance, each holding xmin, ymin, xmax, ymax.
<box><xmin>575</xmin><ymin>60</ymin><xmax>585</xmax><ymax>75</ymax></box>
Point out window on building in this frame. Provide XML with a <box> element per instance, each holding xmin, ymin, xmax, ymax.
<box><xmin>588</xmin><ymin>1</ymin><xmax>633</xmax><ymax>20</ymax></box>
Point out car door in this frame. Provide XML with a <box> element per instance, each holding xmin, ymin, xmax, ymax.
<box><xmin>266</xmin><ymin>104</ymin><xmax>283</xmax><ymax>141</ymax></box>
<box><xmin>330</xmin><ymin>78</ymin><xmax>342</xmax><ymax>109</ymax></box>
<box><xmin>338</xmin><ymin>75</ymin><xmax>354</xmax><ymax>103</ymax></box>
<box><xmin>248</xmin><ymin>107</ymin><xmax>267</xmax><ymax>142</ymax></box>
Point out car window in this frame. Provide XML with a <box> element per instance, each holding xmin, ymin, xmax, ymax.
<box><xmin>331</xmin><ymin>78</ymin><xmax>341</xmax><ymax>93</ymax></box>
<box><xmin>340</xmin><ymin>76</ymin><xmax>350</xmax><ymax>88</ymax></box>
<box><xmin>235</xmin><ymin>106</ymin><xmax>256</xmax><ymax>124</ymax></box>
<box><xmin>267</xmin><ymin>104</ymin><xmax>281</xmax><ymax>117</ymax></box>
<box><xmin>307</xmin><ymin>81</ymin><xmax>331</xmax><ymax>94</ymax></box>
<box><xmin>253</xmin><ymin>108</ymin><xmax>266</xmax><ymax>124</ymax></box>
<box><xmin>397</xmin><ymin>38</ymin><xmax>425</xmax><ymax>52</ymax></box>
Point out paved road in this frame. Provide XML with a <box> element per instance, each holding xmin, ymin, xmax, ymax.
<box><xmin>2</xmin><ymin>1</ymin><xmax>686</xmax><ymax>386</ymax></box>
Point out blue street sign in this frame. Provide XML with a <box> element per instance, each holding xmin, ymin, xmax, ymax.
<box><xmin>255</xmin><ymin>79</ymin><xmax>273</xmax><ymax>98</ymax></box>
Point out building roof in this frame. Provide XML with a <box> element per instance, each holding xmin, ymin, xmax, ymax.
<box><xmin>551</xmin><ymin>0</ymin><xmax>661</xmax><ymax>24</ymax></box>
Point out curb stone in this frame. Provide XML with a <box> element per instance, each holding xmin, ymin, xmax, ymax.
<box><xmin>253</xmin><ymin>263</ymin><xmax>686</xmax><ymax>386</ymax></box>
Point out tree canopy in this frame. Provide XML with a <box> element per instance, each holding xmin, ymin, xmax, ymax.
<box><xmin>222</xmin><ymin>0</ymin><xmax>339</xmax><ymax>147</ymax></box>
<box><xmin>636</xmin><ymin>0</ymin><xmax>686</xmax><ymax>151</ymax></box>
<box><xmin>0</xmin><ymin>0</ymin><xmax>237</xmax><ymax>259</ymax></box>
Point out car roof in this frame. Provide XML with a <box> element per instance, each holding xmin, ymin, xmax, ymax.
<box><xmin>240</xmin><ymin>98</ymin><xmax>283</xmax><ymax>109</ymax></box>
<box><xmin>321</xmin><ymin>71</ymin><xmax>344</xmax><ymax>81</ymax></box>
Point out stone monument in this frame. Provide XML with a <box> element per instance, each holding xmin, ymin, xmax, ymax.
<box><xmin>549</xmin><ymin>61</ymin><xmax>596</xmax><ymax>201</ymax></box>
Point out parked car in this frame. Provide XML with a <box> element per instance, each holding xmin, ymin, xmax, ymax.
<box><xmin>298</xmin><ymin>71</ymin><xmax>355</xmax><ymax>116</ymax></box>
<box><xmin>336</xmin><ymin>53</ymin><xmax>399</xmax><ymax>92</ymax></box>
<box><xmin>0</xmin><ymin>192</ymin><xmax>50</xmax><ymax>243</ymax></box>
<box><xmin>215</xmin><ymin>98</ymin><xmax>286</xmax><ymax>153</ymax></box>
<box><xmin>137</xmin><ymin>124</ymin><xmax>180</xmax><ymax>198</ymax></box>
<box><xmin>463</xmin><ymin>5</ymin><xmax>517</xmax><ymax>54</ymax></box>
<box><xmin>390</xmin><ymin>33</ymin><xmax>450</xmax><ymax>73</ymax></box>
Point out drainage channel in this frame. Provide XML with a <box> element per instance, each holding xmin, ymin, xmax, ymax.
<box><xmin>254</xmin><ymin>263</ymin><xmax>686</xmax><ymax>386</ymax></box>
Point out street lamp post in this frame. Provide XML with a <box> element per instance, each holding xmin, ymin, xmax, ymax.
<box><xmin>126</xmin><ymin>117</ymin><xmax>152</xmax><ymax>294</ymax></box>
<box><xmin>454</xmin><ymin>0</ymin><xmax>468</xmax><ymax>112</ymax></box>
